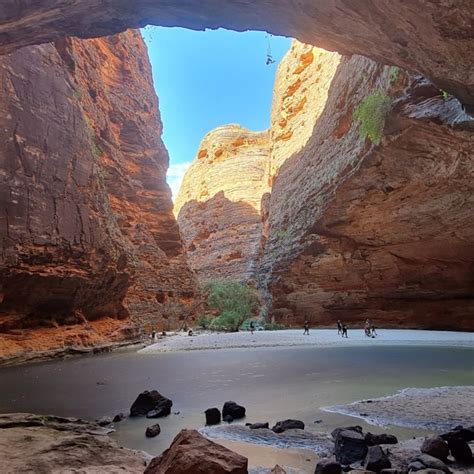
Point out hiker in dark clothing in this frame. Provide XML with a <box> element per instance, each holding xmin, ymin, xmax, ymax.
<box><xmin>337</xmin><ymin>320</ymin><xmax>342</xmax><ymax>335</ymax></box>
<box><xmin>303</xmin><ymin>321</ymin><xmax>310</xmax><ymax>335</ymax></box>
<box><xmin>250</xmin><ymin>321</ymin><xmax>255</xmax><ymax>335</ymax></box>
<box><xmin>371</xmin><ymin>325</ymin><xmax>377</xmax><ymax>337</ymax></box>
<box><xmin>342</xmin><ymin>324</ymin><xmax>348</xmax><ymax>338</ymax></box>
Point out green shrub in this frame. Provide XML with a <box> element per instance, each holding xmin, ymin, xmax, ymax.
<box><xmin>353</xmin><ymin>93</ymin><xmax>391</xmax><ymax>145</ymax></box>
<box><xmin>92</xmin><ymin>141</ymin><xmax>102</xmax><ymax>158</ymax></box>
<box><xmin>196</xmin><ymin>315</ymin><xmax>212</xmax><ymax>329</ymax></box>
<box><xmin>440</xmin><ymin>89</ymin><xmax>450</xmax><ymax>101</ymax></box>
<box><xmin>389</xmin><ymin>66</ymin><xmax>400</xmax><ymax>84</ymax></box>
<box><xmin>205</xmin><ymin>280</ymin><xmax>259</xmax><ymax>332</ymax></box>
<box><xmin>264</xmin><ymin>322</ymin><xmax>287</xmax><ymax>331</ymax></box>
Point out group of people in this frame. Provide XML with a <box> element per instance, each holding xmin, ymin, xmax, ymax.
<box><xmin>336</xmin><ymin>320</ymin><xmax>349</xmax><ymax>338</ymax></box>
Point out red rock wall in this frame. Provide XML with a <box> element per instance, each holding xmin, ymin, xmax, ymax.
<box><xmin>262</xmin><ymin>56</ymin><xmax>474</xmax><ymax>330</ymax></box>
<box><xmin>175</xmin><ymin>125</ymin><xmax>270</xmax><ymax>283</ymax></box>
<box><xmin>0</xmin><ymin>31</ymin><xmax>197</xmax><ymax>359</ymax></box>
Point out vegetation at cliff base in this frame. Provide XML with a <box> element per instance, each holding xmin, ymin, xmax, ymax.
<box><xmin>353</xmin><ymin>93</ymin><xmax>391</xmax><ymax>145</ymax></box>
<box><xmin>204</xmin><ymin>280</ymin><xmax>259</xmax><ymax>332</ymax></box>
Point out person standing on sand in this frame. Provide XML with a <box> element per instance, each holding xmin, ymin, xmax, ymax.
<box><xmin>371</xmin><ymin>325</ymin><xmax>377</xmax><ymax>337</ymax></box>
<box><xmin>337</xmin><ymin>320</ymin><xmax>342</xmax><ymax>335</ymax></box>
<box><xmin>250</xmin><ymin>321</ymin><xmax>255</xmax><ymax>335</ymax></box>
<box><xmin>303</xmin><ymin>321</ymin><xmax>310</xmax><ymax>335</ymax></box>
<box><xmin>364</xmin><ymin>319</ymin><xmax>371</xmax><ymax>337</ymax></box>
<box><xmin>342</xmin><ymin>324</ymin><xmax>348</xmax><ymax>338</ymax></box>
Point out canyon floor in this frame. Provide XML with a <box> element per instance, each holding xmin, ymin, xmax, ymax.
<box><xmin>140</xmin><ymin>329</ymin><xmax>474</xmax><ymax>353</ymax></box>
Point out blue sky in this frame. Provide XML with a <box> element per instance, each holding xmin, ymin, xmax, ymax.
<box><xmin>142</xmin><ymin>27</ymin><xmax>291</xmax><ymax>197</ymax></box>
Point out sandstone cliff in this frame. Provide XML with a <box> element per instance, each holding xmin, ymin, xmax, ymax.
<box><xmin>262</xmin><ymin>55</ymin><xmax>474</xmax><ymax>330</ymax></box>
<box><xmin>175</xmin><ymin>125</ymin><xmax>270</xmax><ymax>282</ymax></box>
<box><xmin>0</xmin><ymin>30</ymin><xmax>197</xmax><ymax>360</ymax></box>
<box><xmin>2</xmin><ymin>1</ymin><xmax>473</xmax><ymax>110</ymax></box>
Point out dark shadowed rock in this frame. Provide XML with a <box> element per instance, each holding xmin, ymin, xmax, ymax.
<box><xmin>222</xmin><ymin>401</ymin><xmax>246</xmax><ymax>420</ymax></box>
<box><xmin>144</xmin><ymin>428</ymin><xmax>248</xmax><ymax>473</ymax></box>
<box><xmin>130</xmin><ymin>390</ymin><xmax>172</xmax><ymax>418</ymax></box>
<box><xmin>331</xmin><ymin>426</ymin><xmax>363</xmax><ymax>440</ymax></box>
<box><xmin>364</xmin><ymin>445</ymin><xmax>391</xmax><ymax>472</ymax></box>
<box><xmin>272</xmin><ymin>419</ymin><xmax>305</xmax><ymax>433</ymax></box>
<box><xmin>334</xmin><ymin>430</ymin><xmax>368</xmax><ymax>465</ymax></box>
<box><xmin>380</xmin><ymin>469</ymin><xmax>407</xmax><ymax>474</ymax></box>
<box><xmin>420</xmin><ymin>436</ymin><xmax>449</xmax><ymax>461</ymax></box>
<box><xmin>408</xmin><ymin>461</ymin><xmax>426</xmax><ymax>472</ymax></box>
<box><xmin>113</xmin><ymin>413</ymin><xmax>125</xmax><ymax>423</ymax></box>
<box><xmin>441</xmin><ymin>426</ymin><xmax>474</xmax><ymax>443</ymax></box>
<box><xmin>315</xmin><ymin>458</ymin><xmax>342</xmax><ymax>474</ymax></box>
<box><xmin>446</xmin><ymin>437</ymin><xmax>472</xmax><ymax>464</ymax></box>
<box><xmin>248</xmin><ymin>422</ymin><xmax>269</xmax><ymax>430</ymax></box>
<box><xmin>365</xmin><ymin>432</ymin><xmax>398</xmax><ymax>446</ymax></box>
<box><xmin>205</xmin><ymin>408</ymin><xmax>221</xmax><ymax>425</ymax></box>
<box><xmin>146</xmin><ymin>424</ymin><xmax>161</xmax><ymax>438</ymax></box>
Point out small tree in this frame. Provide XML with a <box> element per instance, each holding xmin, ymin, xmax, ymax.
<box><xmin>205</xmin><ymin>280</ymin><xmax>259</xmax><ymax>332</ymax></box>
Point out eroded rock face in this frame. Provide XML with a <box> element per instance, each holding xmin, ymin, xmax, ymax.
<box><xmin>0</xmin><ymin>413</ymin><xmax>148</xmax><ymax>473</ymax></box>
<box><xmin>262</xmin><ymin>54</ymin><xmax>474</xmax><ymax>330</ymax></box>
<box><xmin>175</xmin><ymin>125</ymin><xmax>270</xmax><ymax>282</ymax></box>
<box><xmin>1</xmin><ymin>1</ymin><xmax>473</xmax><ymax>109</ymax></box>
<box><xmin>0</xmin><ymin>30</ymin><xmax>197</xmax><ymax>359</ymax></box>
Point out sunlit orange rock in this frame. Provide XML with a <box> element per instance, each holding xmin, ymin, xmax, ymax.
<box><xmin>175</xmin><ymin>125</ymin><xmax>270</xmax><ymax>283</ymax></box>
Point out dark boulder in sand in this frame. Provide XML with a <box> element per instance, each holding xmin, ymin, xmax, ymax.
<box><xmin>144</xmin><ymin>428</ymin><xmax>248</xmax><ymax>473</ymax></box>
<box><xmin>205</xmin><ymin>408</ymin><xmax>221</xmax><ymax>425</ymax></box>
<box><xmin>365</xmin><ymin>432</ymin><xmax>398</xmax><ymax>446</ymax></box>
<box><xmin>446</xmin><ymin>437</ymin><xmax>472</xmax><ymax>464</ymax></box>
<box><xmin>222</xmin><ymin>401</ymin><xmax>246</xmax><ymax>420</ymax></box>
<box><xmin>113</xmin><ymin>413</ymin><xmax>125</xmax><ymax>423</ymax></box>
<box><xmin>97</xmin><ymin>416</ymin><xmax>112</xmax><ymax>426</ymax></box>
<box><xmin>334</xmin><ymin>430</ymin><xmax>368</xmax><ymax>465</ymax></box>
<box><xmin>331</xmin><ymin>426</ymin><xmax>363</xmax><ymax>440</ymax></box>
<box><xmin>146</xmin><ymin>424</ymin><xmax>161</xmax><ymax>438</ymax></box>
<box><xmin>130</xmin><ymin>390</ymin><xmax>172</xmax><ymax>418</ymax></box>
<box><xmin>315</xmin><ymin>458</ymin><xmax>342</xmax><ymax>474</ymax></box>
<box><xmin>364</xmin><ymin>445</ymin><xmax>391</xmax><ymax>472</ymax></box>
<box><xmin>441</xmin><ymin>425</ymin><xmax>474</xmax><ymax>443</ymax></box>
<box><xmin>272</xmin><ymin>419</ymin><xmax>305</xmax><ymax>433</ymax></box>
<box><xmin>421</xmin><ymin>436</ymin><xmax>449</xmax><ymax>461</ymax></box>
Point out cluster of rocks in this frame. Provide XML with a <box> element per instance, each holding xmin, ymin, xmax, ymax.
<box><xmin>96</xmin><ymin>389</ymin><xmax>173</xmax><ymax>439</ymax></box>
<box><xmin>315</xmin><ymin>424</ymin><xmax>473</xmax><ymax>474</ymax></box>
<box><xmin>205</xmin><ymin>401</ymin><xmax>247</xmax><ymax>424</ymax></box>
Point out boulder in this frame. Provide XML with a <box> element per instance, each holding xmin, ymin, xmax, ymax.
<box><xmin>130</xmin><ymin>390</ymin><xmax>173</xmax><ymax>418</ymax></box>
<box><xmin>414</xmin><ymin>454</ymin><xmax>450</xmax><ymax>473</ymax></box>
<box><xmin>380</xmin><ymin>470</ymin><xmax>407</xmax><ymax>474</ymax></box>
<box><xmin>205</xmin><ymin>408</ymin><xmax>221</xmax><ymax>425</ymax></box>
<box><xmin>364</xmin><ymin>445</ymin><xmax>391</xmax><ymax>472</ymax></box>
<box><xmin>365</xmin><ymin>433</ymin><xmax>398</xmax><ymax>446</ymax></box>
<box><xmin>113</xmin><ymin>413</ymin><xmax>125</xmax><ymax>423</ymax></box>
<box><xmin>315</xmin><ymin>458</ymin><xmax>342</xmax><ymax>474</ymax></box>
<box><xmin>331</xmin><ymin>426</ymin><xmax>364</xmax><ymax>440</ymax></box>
<box><xmin>272</xmin><ymin>419</ymin><xmax>305</xmax><ymax>433</ymax></box>
<box><xmin>334</xmin><ymin>430</ymin><xmax>368</xmax><ymax>465</ymax></box>
<box><xmin>248</xmin><ymin>422</ymin><xmax>269</xmax><ymax>430</ymax></box>
<box><xmin>420</xmin><ymin>437</ymin><xmax>449</xmax><ymax>461</ymax></box>
<box><xmin>441</xmin><ymin>425</ymin><xmax>474</xmax><ymax>443</ymax></box>
<box><xmin>407</xmin><ymin>461</ymin><xmax>425</xmax><ymax>472</ymax></box>
<box><xmin>222</xmin><ymin>401</ymin><xmax>246</xmax><ymax>420</ymax></box>
<box><xmin>144</xmin><ymin>429</ymin><xmax>248</xmax><ymax>473</ymax></box>
<box><xmin>146</xmin><ymin>424</ymin><xmax>161</xmax><ymax>438</ymax></box>
<box><xmin>97</xmin><ymin>416</ymin><xmax>112</xmax><ymax>426</ymax></box>
<box><xmin>446</xmin><ymin>437</ymin><xmax>472</xmax><ymax>463</ymax></box>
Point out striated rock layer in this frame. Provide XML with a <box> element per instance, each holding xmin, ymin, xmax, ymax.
<box><xmin>1</xmin><ymin>1</ymin><xmax>473</xmax><ymax>109</ymax></box>
<box><xmin>175</xmin><ymin>125</ymin><xmax>270</xmax><ymax>282</ymax></box>
<box><xmin>262</xmin><ymin>55</ymin><xmax>474</xmax><ymax>330</ymax></box>
<box><xmin>0</xmin><ymin>30</ymin><xmax>197</xmax><ymax>360</ymax></box>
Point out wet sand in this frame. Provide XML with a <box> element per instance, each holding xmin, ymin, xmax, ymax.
<box><xmin>323</xmin><ymin>385</ymin><xmax>474</xmax><ymax>431</ymax></box>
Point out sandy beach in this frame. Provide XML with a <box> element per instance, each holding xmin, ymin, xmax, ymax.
<box><xmin>140</xmin><ymin>329</ymin><xmax>474</xmax><ymax>353</ymax></box>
